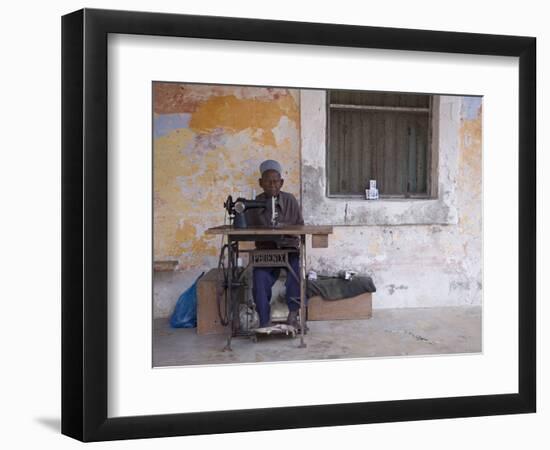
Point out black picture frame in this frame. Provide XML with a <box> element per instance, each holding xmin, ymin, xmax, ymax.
<box><xmin>61</xmin><ymin>8</ymin><xmax>536</xmax><ymax>442</ymax></box>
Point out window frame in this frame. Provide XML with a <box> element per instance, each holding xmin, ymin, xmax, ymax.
<box><xmin>325</xmin><ymin>91</ymin><xmax>439</xmax><ymax>200</ymax></box>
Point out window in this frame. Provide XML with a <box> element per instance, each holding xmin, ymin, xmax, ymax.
<box><xmin>327</xmin><ymin>90</ymin><xmax>436</xmax><ymax>198</ymax></box>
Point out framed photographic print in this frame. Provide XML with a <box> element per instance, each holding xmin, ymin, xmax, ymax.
<box><xmin>61</xmin><ymin>8</ymin><xmax>536</xmax><ymax>442</ymax></box>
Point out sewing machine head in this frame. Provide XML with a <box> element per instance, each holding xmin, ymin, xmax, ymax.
<box><xmin>224</xmin><ymin>195</ymin><xmax>279</xmax><ymax>229</ymax></box>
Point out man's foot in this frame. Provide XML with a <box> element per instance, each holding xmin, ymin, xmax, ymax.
<box><xmin>286</xmin><ymin>310</ymin><xmax>300</xmax><ymax>328</ymax></box>
<box><xmin>286</xmin><ymin>310</ymin><xmax>309</xmax><ymax>333</ymax></box>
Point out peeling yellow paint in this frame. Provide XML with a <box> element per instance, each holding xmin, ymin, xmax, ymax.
<box><xmin>175</xmin><ymin>222</ymin><xmax>196</xmax><ymax>243</ymax></box>
<box><xmin>460</xmin><ymin>121</ymin><xmax>482</xmax><ymax>172</ymax></box>
<box><xmin>153</xmin><ymin>84</ymin><xmax>300</xmax><ymax>270</ymax></box>
<box><xmin>190</xmin><ymin>237</ymin><xmax>219</xmax><ymax>257</ymax></box>
<box><xmin>189</xmin><ymin>95</ymin><xmax>298</xmax><ymax>148</ymax></box>
<box><xmin>154</xmin><ymin>129</ymin><xmax>197</xmax><ymax>187</ymax></box>
<box><xmin>457</xmin><ymin>104</ymin><xmax>482</xmax><ymax>237</ymax></box>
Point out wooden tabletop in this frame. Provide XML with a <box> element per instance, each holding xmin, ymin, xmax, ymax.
<box><xmin>205</xmin><ymin>225</ymin><xmax>333</xmax><ymax>236</ymax></box>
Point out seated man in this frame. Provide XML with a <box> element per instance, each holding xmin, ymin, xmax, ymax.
<box><xmin>245</xmin><ymin>159</ymin><xmax>304</xmax><ymax>329</ymax></box>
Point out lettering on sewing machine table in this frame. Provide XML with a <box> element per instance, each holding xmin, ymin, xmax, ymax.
<box><xmin>251</xmin><ymin>251</ymin><xmax>288</xmax><ymax>266</ymax></box>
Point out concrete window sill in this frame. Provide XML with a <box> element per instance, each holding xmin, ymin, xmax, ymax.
<box><xmin>302</xmin><ymin>195</ymin><xmax>458</xmax><ymax>226</ymax></box>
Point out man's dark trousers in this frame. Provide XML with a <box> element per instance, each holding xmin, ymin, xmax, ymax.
<box><xmin>252</xmin><ymin>252</ymin><xmax>300</xmax><ymax>327</ymax></box>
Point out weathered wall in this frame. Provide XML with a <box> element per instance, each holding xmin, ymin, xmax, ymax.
<box><xmin>153</xmin><ymin>84</ymin><xmax>482</xmax><ymax>318</ymax></box>
<box><xmin>153</xmin><ymin>83</ymin><xmax>301</xmax><ymax>317</ymax></box>
<box><xmin>302</xmin><ymin>91</ymin><xmax>482</xmax><ymax>308</ymax></box>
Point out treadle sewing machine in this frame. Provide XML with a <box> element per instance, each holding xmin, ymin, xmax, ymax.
<box><xmin>223</xmin><ymin>194</ymin><xmax>279</xmax><ymax>228</ymax></box>
<box><xmin>205</xmin><ymin>195</ymin><xmax>332</xmax><ymax>351</ymax></box>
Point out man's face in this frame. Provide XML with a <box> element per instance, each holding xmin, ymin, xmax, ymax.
<box><xmin>259</xmin><ymin>170</ymin><xmax>284</xmax><ymax>197</ymax></box>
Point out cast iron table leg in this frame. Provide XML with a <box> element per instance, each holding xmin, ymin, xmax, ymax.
<box><xmin>223</xmin><ymin>238</ymin><xmax>234</xmax><ymax>352</ymax></box>
<box><xmin>299</xmin><ymin>234</ymin><xmax>307</xmax><ymax>348</ymax></box>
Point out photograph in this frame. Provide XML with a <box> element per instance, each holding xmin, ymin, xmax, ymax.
<box><xmin>152</xmin><ymin>82</ymin><xmax>483</xmax><ymax>367</ymax></box>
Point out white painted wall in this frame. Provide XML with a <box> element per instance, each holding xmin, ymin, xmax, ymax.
<box><xmin>301</xmin><ymin>92</ymin><xmax>481</xmax><ymax>308</ymax></box>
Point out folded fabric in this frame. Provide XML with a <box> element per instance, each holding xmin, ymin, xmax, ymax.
<box><xmin>306</xmin><ymin>276</ymin><xmax>376</xmax><ymax>300</ymax></box>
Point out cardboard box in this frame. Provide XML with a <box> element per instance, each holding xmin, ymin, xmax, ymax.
<box><xmin>197</xmin><ymin>269</ymin><xmax>229</xmax><ymax>335</ymax></box>
<box><xmin>307</xmin><ymin>292</ymin><xmax>372</xmax><ymax>321</ymax></box>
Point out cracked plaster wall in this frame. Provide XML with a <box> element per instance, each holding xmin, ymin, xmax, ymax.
<box><xmin>301</xmin><ymin>90</ymin><xmax>482</xmax><ymax>309</ymax></box>
<box><xmin>153</xmin><ymin>83</ymin><xmax>301</xmax><ymax>318</ymax></box>
<box><xmin>153</xmin><ymin>84</ymin><xmax>482</xmax><ymax>318</ymax></box>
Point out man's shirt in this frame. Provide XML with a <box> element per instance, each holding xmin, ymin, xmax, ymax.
<box><xmin>244</xmin><ymin>191</ymin><xmax>304</xmax><ymax>248</ymax></box>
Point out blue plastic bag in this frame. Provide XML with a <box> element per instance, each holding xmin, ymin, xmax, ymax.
<box><xmin>170</xmin><ymin>272</ymin><xmax>205</xmax><ymax>328</ymax></box>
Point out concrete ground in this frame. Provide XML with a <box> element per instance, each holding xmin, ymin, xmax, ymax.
<box><xmin>153</xmin><ymin>306</ymin><xmax>481</xmax><ymax>367</ymax></box>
